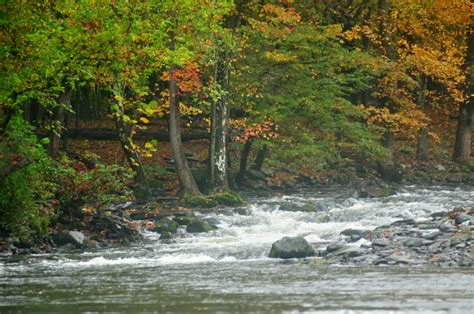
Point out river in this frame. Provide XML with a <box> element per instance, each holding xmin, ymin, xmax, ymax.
<box><xmin>1</xmin><ymin>185</ymin><xmax>473</xmax><ymax>313</ymax></box>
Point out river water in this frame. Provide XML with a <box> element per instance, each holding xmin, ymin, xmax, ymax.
<box><xmin>1</xmin><ymin>186</ymin><xmax>473</xmax><ymax>313</ymax></box>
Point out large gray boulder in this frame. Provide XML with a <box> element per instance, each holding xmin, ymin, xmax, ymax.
<box><xmin>269</xmin><ymin>236</ymin><xmax>315</xmax><ymax>259</ymax></box>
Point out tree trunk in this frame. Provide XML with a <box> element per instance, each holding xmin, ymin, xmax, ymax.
<box><xmin>113</xmin><ymin>94</ymin><xmax>152</xmax><ymax>199</ymax></box>
<box><xmin>416</xmin><ymin>76</ymin><xmax>429</xmax><ymax>160</ymax></box>
<box><xmin>169</xmin><ymin>65</ymin><xmax>201</xmax><ymax>196</ymax></box>
<box><xmin>236</xmin><ymin>139</ymin><xmax>253</xmax><ymax>185</ymax></box>
<box><xmin>209</xmin><ymin>50</ymin><xmax>229</xmax><ymax>192</ymax></box>
<box><xmin>453</xmin><ymin>22</ymin><xmax>473</xmax><ymax>164</ymax></box>
<box><xmin>416</xmin><ymin>127</ymin><xmax>429</xmax><ymax>160</ymax></box>
<box><xmin>453</xmin><ymin>102</ymin><xmax>473</xmax><ymax>163</ymax></box>
<box><xmin>48</xmin><ymin>88</ymin><xmax>70</xmax><ymax>158</ymax></box>
<box><xmin>382</xmin><ymin>131</ymin><xmax>394</xmax><ymax>160</ymax></box>
<box><xmin>252</xmin><ymin>144</ymin><xmax>268</xmax><ymax>171</ymax></box>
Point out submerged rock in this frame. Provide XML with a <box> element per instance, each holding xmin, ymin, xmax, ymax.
<box><xmin>269</xmin><ymin>236</ymin><xmax>315</xmax><ymax>259</ymax></box>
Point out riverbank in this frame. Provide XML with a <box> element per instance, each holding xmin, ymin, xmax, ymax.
<box><xmin>1</xmin><ymin>185</ymin><xmax>472</xmax><ymax>270</ymax></box>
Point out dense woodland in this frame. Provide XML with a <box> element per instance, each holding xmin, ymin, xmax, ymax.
<box><xmin>0</xmin><ymin>0</ymin><xmax>473</xmax><ymax>240</ymax></box>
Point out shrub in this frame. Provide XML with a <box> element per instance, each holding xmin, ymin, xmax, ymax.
<box><xmin>0</xmin><ymin>115</ymin><xmax>57</xmax><ymax>239</ymax></box>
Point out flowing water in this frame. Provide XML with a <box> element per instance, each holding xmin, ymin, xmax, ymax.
<box><xmin>1</xmin><ymin>186</ymin><xmax>473</xmax><ymax>313</ymax></box>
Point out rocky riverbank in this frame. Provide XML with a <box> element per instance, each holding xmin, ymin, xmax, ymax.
<box><xmin>270</xmin><ymin>207</ymin><xmax>474</xmax><ymax>267</ymax></box>
<box><xmin>0</xmin><ymin>200</ymin><xmax>222</xmax><ymax>255</ymax></box>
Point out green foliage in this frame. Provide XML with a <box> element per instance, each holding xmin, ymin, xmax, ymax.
<box><xmin>56</xmin><ymin>158</ymin><xmax>134</xmax><ymax>211</ymax></box>
<box><xmin>231</xmin><ymin>16</ymin><xmax>385</xmax><ymax>168</ymax></box>
<box><xmin>0</xmin><ymin>116</ymin><xmax>57</xmax><ymax>239</ymax></box>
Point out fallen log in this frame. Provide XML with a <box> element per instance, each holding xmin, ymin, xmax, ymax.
<box><xmin>65</xmin><ymin>128</ymin><xmax>209</xmax><ymax>142</ymax></box>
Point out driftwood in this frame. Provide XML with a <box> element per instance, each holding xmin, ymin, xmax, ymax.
<box><xmin>0</xmin><ymin>156</ymin><xmax>33</xmax><ymax>181</ymax></box>
<box><xmin>65</xmin><ymin>128</ymin><xmax>209</xmax><ymax>142</ymax></box>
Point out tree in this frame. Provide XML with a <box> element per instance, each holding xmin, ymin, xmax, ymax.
<box><xmin>453</xmin><ymin>19</ymin><xmax>473</xmax><ymax>164</ymax></box>
<box><xmin>164</xmin><ymin>1</ymin><xmax>232</xmax><ymax>195</ymax></box>
<box><xmin>230</xmin><ymin>3</ymin><xmax>383</xmax><ymax>170</ymax></box>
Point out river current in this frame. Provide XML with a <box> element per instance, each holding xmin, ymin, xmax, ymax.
<box><xmin>1</xmin><ymin>185</ymin><xmax>473</xmax><ymax>313</ymax></box>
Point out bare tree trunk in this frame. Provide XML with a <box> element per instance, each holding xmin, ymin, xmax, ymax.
<box><xmin>112</xmin><ymin>93</ymin><xmax>152</xmax><ymax>199</ymax></box>
<box><xmin>209</xmin><ymin>50</ymin><xmax>229</xmax><ymax>192</ymax></box>
<box><xmin>48</xmin><ymin>88</ymin><xmax>70</xmax><ymax>158</ymax></box>
<box><xmin>252</xmin><ymin>144</ymin><xmax>268</xmax><ymax>171</ymax></box>
<box><xmin>236</xmin><ymin>139</ymin><xmax>253</xmax><ymax>185</ymax></box>
<box><xmin>453</xmin><ymin>22</ymin><xmax>473</xmax><ymax>164</ymax></box>
<box><xmin>169</xmin><ymin>65</ymin><xmax>201</xmax><ymax>196</ymax></box>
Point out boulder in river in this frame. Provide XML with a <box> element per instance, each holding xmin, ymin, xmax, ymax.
<box><xmin>269</xmin><ymin>236</ymin><xmax>315</xmax><ymax>259</ymax></box>
<box><xmin>186</xmin><ymin>220</ymin><xmax>217</xmax><ymax>233</ymax></box>
<box><xmin>53</xmin><ymin>230</ymin><xmax>85</xmax><ymax>248</ymax></box>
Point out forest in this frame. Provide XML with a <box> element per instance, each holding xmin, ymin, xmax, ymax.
<box><xmin>1</xmin><ymin>1</ymin><xmax>473</xmax><ymax>312</ymax></box>
<box><xmin>2</xmin><ymin>0</ymin><xmax>472</xmax><ymax>239</ymax></box>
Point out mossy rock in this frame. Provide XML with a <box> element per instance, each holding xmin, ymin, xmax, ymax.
<box><xmin>212</xmin><ymin>190</ymin><xmax>245</xmax><ymax>206</ymax></box>
<box><xmin>187</xmin><ymin>220</ymin><xmax>217</xmax><ymax>233</ymax></box>
<box><xmin>183</xmin><ymin>190</ymin><xmax>245</xmax><ymax>208</ymax></box>
<box><xmin>151</xmin><ymin>218</ymin><xmax>179</xmax><ymax>233</ymax></box>
<box><xmin>183</xmin><ymin>195</ymin><xmax>218</xmax><ymax>208</ymax></box>
<box><xmin>174</xmin><ymin>214</ymin><xmax>198</xmax><ymax>226</ymax></box>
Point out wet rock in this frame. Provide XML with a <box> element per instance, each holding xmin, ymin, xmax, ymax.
<box><xmin>390</xmin><ymin>219</ymin><xmax>416</xmax><ymax>227</ymax></box>
<box><xmin>386</xmin><ymin>255</ymin><xmax>415</xmax><ymax>264</ymax></box>
<box><xmin>234</xmin><ymin>208</ymin><xmax>250</xmax><ymax>215</ymax></box>
<box><xmin>403</xmin><ymin>238</ymin><xmax>424</xmax><ymax>247</ymax></box>
<box><xmin>186</xmin><ymin>220</ymin><xmax>217</xmax><ymax>233</ymax></box>
<box><xmin>430</xmin><ymin>211</ymin><xmax>446</xmax><ymax>220</ymax></box>
<box><xmin>331</xmin><ymin>246</ymin><xmax>363</xmax><ymax>258</ymax></box>
<box><xmin>174</xmin><ymin>214</ymin><xmax>197</xmax><ymax>226</ymax></box>
<box><xmin>340</xmin><ymin>229</ymin><xmax>368</xmax><ymax>237</ymax></box>
<box><xmin>422</xmin><ymin>231</ymin><xmax>443</xmax><ymax>240</ymax></box>
<box><xmin>438</xmin><ymin>223</ymin><xmax>456</xmax><ymax>233</ymax></box>
<box><xmin>326</xmin><ymin>243</ymin><xmax>347</xmax><ymax>254</ymax></box>
<box><xmin>278</xmin><ymin>203</ymin><xmax>315</xmax><ymax>212</ymax></box>
<box><xmin>53</xmin><ymin>230</ymin><xmax>85</xmax><ymax>248</ymax></box>
<box><xmin>455</xmin><ymin>214</ymin><xmax>472</xmax><ymax>225</ymax></box>
<box><xmin>269</xmin><ymin>236</ymin><xmax>315</xmax><ymax>259</ymax></box>
<box><xmin>458</xmin><ymin>260</ymin><xmax>472</xmax><ymax>267</ymax></box>
<box><xmin>30</xmin><ymin>248</ymin><xmax>42</xmax><ymax>254</ymax></box>
<box><xmin>350</xmin><ymin>234</ymin><xmax>362</xmax><ymax>242</ymax></box>
<box><xmin>159</xmin><ymin>231</ymin><xmax>172</xmax><ymax>240</ymax></box>
<box><xmin>374</xmin><ymin>249</ymin><xmax>394</xmax><ymax>257</ymax></box>
<box><xmin>152</xmin><ymin>218</ymin><xmax>179</xmax><ymax>234</ymax></box>
<box><xmin>372</xmin><ymin>239</ymin><xmax>391</xmax><ymax>247</ymax></box>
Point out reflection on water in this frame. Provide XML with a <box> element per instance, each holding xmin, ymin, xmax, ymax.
<box><xmin>1</xmin><ymin>186</ymin><xmax>473</xmax><ymax>313</ymax></box>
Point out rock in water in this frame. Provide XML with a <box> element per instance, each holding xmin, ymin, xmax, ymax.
<box><xmin>269</xmin><ymin>236</ymin><xmax>315</xmax><ymax>259</ymax></box>
<box><xmin>186</xmin><ymin>220</ymin><xmax>217</xmax><ymax>233</ymax></box>
<box><xmin>53</xmin><ymin>230</ymin><xmax>85</xmax><ymax>248</ymax></box>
